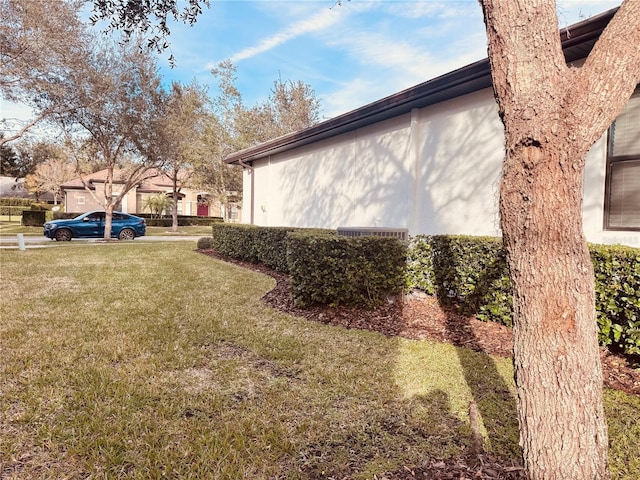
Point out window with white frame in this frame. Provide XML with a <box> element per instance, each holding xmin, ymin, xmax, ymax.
<box><xmin>77</xmin><ymin>196</ymin><xmax>85</xmax><ymax>205</ymax></box>
<box><xmin>605</xmin><ymin>88</ymin><xmax>640</xmax><ymax>231</ymax></box>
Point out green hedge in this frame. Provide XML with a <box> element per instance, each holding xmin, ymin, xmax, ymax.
<box><xmin>0</xmin><ymin>197</ymin><xmax>34</xmax><ymax>207</ymax></box>
<box><xmin>591</xmin><ymin>244</ymin><xmax>640</xmax><ymax>355</ymax></box>
<box><xmin>210</xmin><ymin>224</ymin><xmax>403</xmax><ymax>307</ymax></box>
<box><xmin>53</xmin><ymin>212</ymin><xmax>79</xmax><ymax>220</ymax></box>
<box><xmin>51</xmin><ymin>212</ymin><xmax>220</xmax><ymax>226</ymax></box>
<box><xmin>287</xmin><ymin>232</ymin><xmax>407</xmax><ymax>308</ymax></box>
<box><xmin>211</xmin><ymin>223</ymin><xmax>262</xmax><ymax>263</ymax></box>
<box><xmin>406</xmin><ymin>236</ymin><xmax>436</xmax><ymax>294</ymax></box>
<box><xmin>0</xmin><ymin>198</ymin><xmax>52</xmax><ymax>216</ymax></box>
<box><xmin>429</xmin><ymin>235</ymin><xmax>512</xmax><ymax>326</ymax></box>
<box><xmin>133</xmin><ymin>214</ymin><xmax>223</xmax><ymax>227</ymax></box>
<box><xmin>21</xmin><ymin>210</ymin><xmax>47</xmax><ymax>226</ymax></box>
<box><xmin>406</xmin><ymin>235</ymin><xmax>640</xmax><ymax>356</ymax></box>
<box><xmin>211</xmin><ymin>224</ymin><xmax>335</xmax><ymax>272</ymax></box>
<box><xmin>0</xmin><ymin>205</ymin><xmax>30</xmax><ymax>216</ymax></box>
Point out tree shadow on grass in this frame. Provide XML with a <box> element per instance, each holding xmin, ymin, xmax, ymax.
<box><xmin>297</xmin><ymin>389</ymin><xmax>469</xmax><ymax>479</ymax></box>
<box><xmin>431</xmin><ymin>238</ymin><xmax>521</xmax><ymax>458</ymax></box>
<box><xmin>198</xmin><ymin>249</ymin><xmax>522</xmax><ymax>477</ymax></box>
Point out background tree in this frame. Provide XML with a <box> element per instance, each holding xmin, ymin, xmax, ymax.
<box><xmin>24</xmin><ymin>145</ymin><xmax>76</xmax><ymax>204</ymax></box>
<box><xmin>52</xmin><ymin>36</ymin><xmax>167</xmax><ymax>240</ymax></box>
<box><xmin>0</xmin><ymin>0</ymin><xmax>88</xmax><ymax>145</ymax></box>
<box><xmin>197</xmin><ymin>61</ymin><xmax>322</xmax><ymax>220</ymax></box>
<box><xmin>194</xmin><ymin>61</ymin><xmax>246</xmax><ymax>219</ymax></box>
<box><xmin>159</xmin><ymin>81</ymin><xmax>211</xmax><ymax>231</ymax></box>
<box><xmin>0</xmin><ymin>135</ymin><xmax>19</xmax><ymax>177</ymax></box>
<box><xmin>237</xmin><ymin>77</ymin><xmax>322</xmax><ymax>144</ymax></box>
<box><xmin>479</xmin><ymin>1</ymin><xmax>640</xmax><ymax>478</ymax></box>
<box><xmin>1</xmin><ymin>138</ymin><xmax>56</xmax><ymax>179</ymax></box>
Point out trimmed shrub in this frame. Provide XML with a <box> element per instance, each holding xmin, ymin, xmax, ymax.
<box><xmin>429</xmin><ymin>235</ymin><xmax>512</xmax><ymax>326</ymax></box>
<box><xmin>141</xmin><ymin>215</ymin><xmax>223</xmax><ymax>227</ymax></box>
<box><xmin>0</xmin><ymin>197</ymin><xmax>33</xmax><ymax>207</ymax></box>
<box><xmin>591</xmin><ymin>244</ymin><xmax>640</xmax><ymax>355</ymax></box>
<box><xmin>211</xmin><ymin>224</ymin><xmax>336</xmax><ymax>272</ymax></box>
<box><xmin>287</xmin><ymin>232</ymin><xmax>407</xmax><ymax>308</ymax></box>
<box><xmin>211</xmin><ymin>223</ymin><xmax>261</xmax><ymax>263</ymax></box>
<box><xmin>406</xmin><ymin>235</ymin><xmax>640</xmax><ymax>356</ymax></box>
<box><xmin>21</xmin><ymin>210</ymin><xmax>47</xmax><ymax>226</ymax></box>
<box><xmin>0</xmin><ymin>205</ymin><xmax>30</xmax><ymax>216</ymax></box>
<box><xmin>53</xmin><ymin>212</ymin><xmax>79</xmax><ymax>220</ymax></box>
<box><xmin>406</xmin><ymin>235</ymin><xmax>436</xmax><ymax>294</ymax></box>
<box><xmin>197</xmin><ymin>237</ymin><xmax>214</xmax><ymax>249</ymax></box>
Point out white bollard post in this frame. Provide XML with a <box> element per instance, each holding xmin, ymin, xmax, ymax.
<box><xmin>17</xmin><ymin>233</ymin><xmax>26</xmax><ymax>251</ymax></box>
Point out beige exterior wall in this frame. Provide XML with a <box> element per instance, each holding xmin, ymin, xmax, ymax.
<box><xmin>242</xmin><ymin>87</ymin><xmax>639</xmax><ymax>248</ymax></box>
<box><xmin>64</xmin><ymin>189</ymin><xmax>102</xmax><ymax>213</ymax></box>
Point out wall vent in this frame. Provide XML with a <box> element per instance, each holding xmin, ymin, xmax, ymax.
<box><xmin>337</xmin><ymin>227</ymin><xmax>408</xmax><ymax>242</ymax></box>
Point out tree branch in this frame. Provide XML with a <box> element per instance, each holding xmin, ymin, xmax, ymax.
<box><xmin>574</xmin><ymin>0</ymin><xmax>640</xmax><ymax>144</ymax></box>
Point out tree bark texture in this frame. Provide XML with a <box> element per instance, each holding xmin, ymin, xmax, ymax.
<box><xmin>479</xmin><ymin>1</ymin><xmax>640</xmax><ymax>479</ymax></box>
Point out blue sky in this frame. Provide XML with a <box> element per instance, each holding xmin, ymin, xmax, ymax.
<box><xmin>155</xmin><ymin>0</ymin><xmax>622</xmax><ymax>118</ymax></box>
<box><xmin>1</xmin><ymin>0</ymin><xmax>623</xmax><ymax>132</ymax></box>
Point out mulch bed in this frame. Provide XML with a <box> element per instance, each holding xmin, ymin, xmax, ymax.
<box><xmin>198</xmin><ymin>249</ymin><xmax>640</xmax><ymax>479</ymax></box>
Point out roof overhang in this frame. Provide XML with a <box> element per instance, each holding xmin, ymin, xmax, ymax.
<box><xmin>225</xmin><ymin>7</ymin><xmax>618</xmax><ymax>166</ymax></box>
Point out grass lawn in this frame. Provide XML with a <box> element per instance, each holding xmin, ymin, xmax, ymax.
<box><xmin>1</xmin><ymin>243</ymin><xmax>638</xmax><ymax>479</ymax></box>
<box><xmin>0</xmin><ymin>222</ymin><xmax>42</xmax><ymax>236</ymax></box>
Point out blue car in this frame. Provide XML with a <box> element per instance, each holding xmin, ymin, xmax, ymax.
<box><xmin>43</xmin><ymin>211</ymin><xmax>146</xmax><ymax>241</ymax></box>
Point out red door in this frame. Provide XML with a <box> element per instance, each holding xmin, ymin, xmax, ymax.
<box><xmin>197</xmin><ymin>203</ymin><xmax>209</xmax><ymax>216</ymax></box>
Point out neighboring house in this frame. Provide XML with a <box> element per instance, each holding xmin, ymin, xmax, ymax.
<box><xmin>225</xmin><ymin>8</ymin><xmax>639</xmax><ymax>248</ymax></box>
<box><xmin>61</xmin><ymin>169</ymin><xmax>241</xmax><ymax>220</ymax></box>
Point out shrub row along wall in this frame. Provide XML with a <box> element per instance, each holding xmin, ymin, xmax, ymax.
<box><xmin>287</xmin><ymin>232</ymin><xmax>407</xmax><ymax>308</ymax></box>
<box><xmin>209</xmin><ymin>224</ymin><xmax>406</xmax><ymax>307</ymax></box>
<box><xmin>206</xmin><ymin>226</ymin><xmax>638</xmax><ymax>355</ymax></box>
<box><xmin>51</xmin><ymin>212</ymin><xmax>222</xmax><ymax>226</ymax></box>
<box><xmin>406</xmin><ymin>235</ymin><xmax>640</xmax><ymax>356</ymax></box>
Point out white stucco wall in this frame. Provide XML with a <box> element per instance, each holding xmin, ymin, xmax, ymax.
<box><xmin>242</xmin><ymin>87</ymin><xmax>639</xmax><ymax>248</ymax></box>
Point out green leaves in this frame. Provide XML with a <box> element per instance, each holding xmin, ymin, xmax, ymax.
<box><xmin>211</xmin><ymin>224</ymin><xmax>406</xmax><ymax>308</ymax></box>
<box><xmin>591</xmin><ymin>244</ymin><xmax>640</xmax><ymax>355</ymax></box>
<box><xmin>406</xmin><ymin>236</ymin><xmax>640</xmax><ymax>356</ymax></box>
<box><xmin>287</xmin><ymin>233</ymin><xmax>407</xmax><ymax>308</ymax></box>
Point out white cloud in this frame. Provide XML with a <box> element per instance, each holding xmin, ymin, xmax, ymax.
<box><xmin>228</xmin><ymin>7</ymin><xmax>343</xmax><ymax>63</ymax></box>
<box><xmin>321</xmin><ymin>77</ymin><xmax>379</xmax><ymax>117</ymax></box>
<box><xmin>385</xmin><ymin>1</ymin><xmax>479</xmax><ymax>20</ymax></box>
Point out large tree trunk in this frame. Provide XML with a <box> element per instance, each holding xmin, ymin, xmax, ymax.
<box><xmin>479</xmin><ymin>1</ymin><xmax>640</xmax><ymax>478</ymax></box>
<box><xmin>501</xmin><ymin>142</ymin><xmax>608</xmax><ymax>479</ymax></box>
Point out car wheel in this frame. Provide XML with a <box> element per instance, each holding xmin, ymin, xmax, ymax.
<box><xmin>118</xmin><ymin>228</ymin><xmax>135</xmax><ymax>240</ymax></box>
<box><xmin>54</xmin><ymin>229</ymin><xmax>72</xmax><ymax>242</ymax></box>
